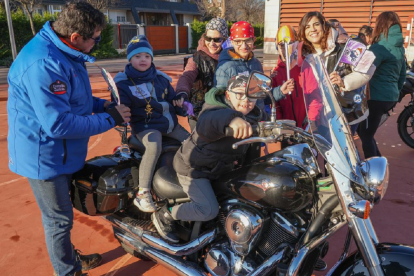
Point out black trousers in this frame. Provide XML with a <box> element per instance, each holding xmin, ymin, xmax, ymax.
<box><xmin>358</xmin><ymin>100</ymin><xmax>396</xmax><ymax>159</ymax></box>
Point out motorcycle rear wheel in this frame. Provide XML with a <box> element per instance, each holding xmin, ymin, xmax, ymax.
<box><xmin>398</xmin><ymin>106</ymin><xmax>414</xmax><ymax>149</ymax></box>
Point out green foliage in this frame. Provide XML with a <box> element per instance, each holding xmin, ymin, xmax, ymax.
<box><xmin>0</xmin><ymin>7</ymin><xmax>119</xmax><ymax>65</ymax></box>
<box><xmin>190</xmin><ymin>19</ymin><xmax>264</xmax><ymax>49</ymax></box>
<box><xmin>91</xmin><ymin>22</ymin><xmax>119</xmax><ymax>59</ymax></box>
<box><xmin>190</xmin><ymin>19</ymin><xmax>206</xmax><ymax>49</ymax></box>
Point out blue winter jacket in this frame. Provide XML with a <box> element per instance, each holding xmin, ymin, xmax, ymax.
<box><xmin>214</xmin><ymin>48</ymin><xmax>264</xmax><ymax>88</ymax></box>
<box><xmin>7</xmin><ymin>21</ymin><xmax>116</xmax><ymax>180</ymax></box>
<box><xmin>214</xmin><ymin>48</ymin><xmax>285</xmax><ymax>102</ymax></box>
<box><xmin>114</xmin><ymin>65</ymin><xmax>186</xmax><ymax>134</ymax></box>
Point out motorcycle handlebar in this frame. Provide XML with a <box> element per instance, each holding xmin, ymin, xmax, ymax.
<box><xmin>224</xmin><ymin>125</ymin><xmax>260</xmax><ymax>137</ymax></box>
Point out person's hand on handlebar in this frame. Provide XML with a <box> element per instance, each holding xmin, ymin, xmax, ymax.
<box><xmin>229</xmin><ymin>117</ymin><xmax>253</xmax><ymax>139</ymax></box>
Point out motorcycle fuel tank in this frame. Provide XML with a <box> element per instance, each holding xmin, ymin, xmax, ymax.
<box><xmin>213</xmin><ymin>157</ymin><xmax>315</xmax><ymax>212</ymax></box>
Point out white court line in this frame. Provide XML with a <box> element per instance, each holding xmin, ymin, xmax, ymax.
<box><xmin>0</xmin><ymin>176</ymin><xmax>26</xmax><ymax>187</ymax></box>
<box><xmin>88</xmin><ymin>134</ymin><xmax>103</xmax><ymax>151</ymax></box>
<box><xmin>103</xmin><ymin>254</ymin><xmax>132</xmax><ymax>276</ymax></box>
<box><xmin>0</xmin><ymin>134</ymin><xmax>103</xmax><ymax>187</ymax></box>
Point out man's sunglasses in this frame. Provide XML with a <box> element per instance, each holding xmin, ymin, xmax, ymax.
<box><xmin>205</xmin><ymin>36</ymin><xmax>224</xmax><ymax>43</ymax></box>
<box><xmin>89</xmin><ymin>35</ymin><xmax>102</xmax><ymax>44</ymax></box>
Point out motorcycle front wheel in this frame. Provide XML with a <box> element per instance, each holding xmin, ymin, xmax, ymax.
<box><xmin>398</xmin><ymin>105</ymin><xmax>414</xmax><ymax>149</ymax></box>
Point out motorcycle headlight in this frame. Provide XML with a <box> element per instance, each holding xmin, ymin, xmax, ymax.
<box><xmin>360</xmin><ymin>157</ymin><xmax>389</xmax><ymax>204</ymax></box>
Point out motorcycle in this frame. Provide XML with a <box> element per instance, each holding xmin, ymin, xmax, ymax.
<box><xmin>71</xmin><ymin>55</ymin><xmax>414</xmax><ymax>276</ymax></box>
<box><xmin>397</xmin><ymin>65</ymin><xmax>414</xmax><ymax>149</ymax></box>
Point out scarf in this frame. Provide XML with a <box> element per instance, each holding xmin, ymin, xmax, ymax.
<box><xmin>125</xmin><ymin>63</ymin><xmax>157</xmax><ymax>84</ymax></box>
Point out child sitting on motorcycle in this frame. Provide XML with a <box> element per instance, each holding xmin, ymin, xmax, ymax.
<box><xmin>115</xmin><ymin>35</ymin><xmax>190</xmax><ymax>213</ymax></box>
<box><xmin>151</xmin><ymin>74</ymin><xmax>293</xmax><ymax>243</ymax></box>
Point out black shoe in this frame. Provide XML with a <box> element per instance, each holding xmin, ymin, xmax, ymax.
<box><xmin>75</xmin><ymin>250</ymin><xmax>103</xmax><ymax>271</ymax></box>
<box><xmin>314</xmin><ymin>258</ymin><xmax>327</xmax><ymax>271</ymax></box>
<box><xmin>151</xmin><ymin>205</ymin><xmax>179</xmax><ymax>243</ymax></box>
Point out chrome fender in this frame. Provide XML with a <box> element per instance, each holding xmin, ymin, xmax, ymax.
<box><xmin>330</xmin><ymin>243</ymin><xmax>414</xmax><ymax>276</ymax></box>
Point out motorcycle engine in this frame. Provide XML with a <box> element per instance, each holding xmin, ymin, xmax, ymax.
<box><xmin>224</xmin><ymin>207</ymin><xmax>264</xmax><ymax>256</ymax></box>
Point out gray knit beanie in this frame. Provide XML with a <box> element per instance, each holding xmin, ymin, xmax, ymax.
<box><xmin>205</xmin><ymin>18</ymin><xmax>228</xmax><ymax>38</ymax></box>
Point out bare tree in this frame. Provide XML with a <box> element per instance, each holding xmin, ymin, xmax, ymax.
<box><xmin>11</xmin><ymin>0</ymin><xmax>41</xmax><ymax>36</ymax></box>
<box><xmin>194</xmin><ymin>0</ymin><xmax>221</xmax><ymax>20</ymax></box>
<box><xmin>226</xmin><ymin>0</ymin><xmax>264</xmax><ymax>24</ymax></box>
<box><xmin>220</xmin><ymin>0</ymin><xmax>226</xmax><ymax>18</ymax></box>
<box><xmin>84</xmin><ymin>0</ymin><xmax>118</xmax><ymax>11</ymax></box>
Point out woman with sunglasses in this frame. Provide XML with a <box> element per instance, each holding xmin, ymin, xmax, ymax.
<box><xmin>176</xmin><ymin>17</ymin><xmax>228</xmax><ymax>131</ymax></box>
<box><xmin>299</xmin><ymin>11</ymin><xmax>375</xmax><ymax>134</ymax></box>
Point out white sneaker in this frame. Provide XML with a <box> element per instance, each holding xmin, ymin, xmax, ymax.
<box><xmin>134</xmin><ymin>192</ymin><xmax>157</xmax><ymax>213</ymax></box>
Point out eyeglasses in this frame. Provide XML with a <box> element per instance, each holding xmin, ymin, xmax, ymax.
<box><xmin>228</xmin><ymin>90</ymin><xmax>257</xmax><ymax>101</ymax></box>
<box><xmin>205</xmin><ymin>36</ymin><xmax>224</xmax><ymax>43</ymax></box>
<box><xmin>89</xmin><ymin>35</ymin><xmax>101</xmax><ymax>44</ymax></box>
<box><xmin>232</xmin><ymin>38</ymin><xmax>254</xmax><ymax>46</ymax></box>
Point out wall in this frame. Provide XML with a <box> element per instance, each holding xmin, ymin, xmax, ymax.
<box><xmin>264</xmin><ymin>0</ymin><xmax>281</xmax><ymax>54</ymax></box>
<box><xmin>108</xmin><ymin>9</ymin><xmax>128</xmax><ymax>24</ymax></box>
<box><xmin>183</xmin><ymin>14</ymin><xmax>194</xmax><ymax>25</ymax></box>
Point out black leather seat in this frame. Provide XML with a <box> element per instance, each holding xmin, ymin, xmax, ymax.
<box><xmin>128</xmin><ymin>135</ymin><xmax>182</xmax><ymax>154</ymax></box>
<box><xmin>153</xmin><ymin>165</ymin><xmax>187</xmax><ymax>199</ymax></box>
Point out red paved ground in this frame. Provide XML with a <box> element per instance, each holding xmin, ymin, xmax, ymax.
<box><xmin>0</xmin><ymin>61</ymin><xmax>413</xmax><ymax>276</ymax></box>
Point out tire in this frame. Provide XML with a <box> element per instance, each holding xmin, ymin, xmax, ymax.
<box><xmin>398</xmin><ymin>106</ymin><xmax>414</xmax><ymax>149</ymax></box>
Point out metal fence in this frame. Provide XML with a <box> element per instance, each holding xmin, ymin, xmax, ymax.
<box><xmin>112</xmin><ymin>24</ymin><xmax>142</xmax><ymax>49</ymax></box>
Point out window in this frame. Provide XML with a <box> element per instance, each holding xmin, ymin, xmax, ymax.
<box><xmin>37</xmin><ymin>9</ymin><xmax>43</xmax><ymax>16</ymax></box>
<box><xmin>117</xmin><ymin>16</ymin><xmax>126</xmax><ymax>22</ymax></box>
<box><xmin>145</xmin><ymin>13</ymin><xmax>173</xmax><ymax>26</ymax></box>
<box><xmin>49</xmin><ymin>5</ymin><xmax>62</xmax><ymax>14</ymax></box>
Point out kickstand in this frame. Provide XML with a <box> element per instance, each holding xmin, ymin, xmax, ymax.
<box><xmin>187</xmin><ymin>221</ymin><xmax>202</xmax><ymax>262</ymax></box>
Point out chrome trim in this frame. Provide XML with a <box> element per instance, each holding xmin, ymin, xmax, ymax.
<box><xmin>360</xmin><ymin>157</ymin><xmax>389</xmax><ymax>203</ymax></box>
<box><xmin>142</xmin><ymin>228</ymin><xmax>217</xmax><ymax>256</ymax></box>
<box><xmin>287</xmin><ymin>220</ymin><xmax>346</xmax><ymax>276</ymax></box>
<box><xmin>225</xmin><ymin>207</ymin><xmax>264</xmax><ymax>256</ymax></box>
<box><xmin>365</xmin><ymin>218</ymin><xmax>379</xmax><ymax>245</ymax></box>
<box><xmin>105</xmin><ymin>214</ymin><xmax>144</xmax><ymax>239</ymax></box>
<box><xmin>271</xmin><ymin>212</ymin><xmax>299</xmax><ymax>238</ymax></box>
<box><xmin>204</xmin><ymin>245</ymin><xmax>231</xmax><ymax>276</ymax></box>
<box><xmin>146</xmin><ymin>248</ymin><xmax>208</xmax><ymax>276</ymax></box>
<box><xmin>232</xmin><ymin>136</ymin><xmax>277</xmax><ymax>149</ymax></box>
<box><xmin>348</xmin><ymin>200</ymin><xmax>371</xmax><ymax>219</ymax></box>
<box><xmin>248</xmin><ymin>247</ymin><xmax>288</xmax><ymax>276</ymax></box>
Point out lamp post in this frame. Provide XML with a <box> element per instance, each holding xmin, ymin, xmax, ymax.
<box><xmin>4</xmin><ymin>0</ymin><xmax>17</xmax><ymax>60</ymax></box>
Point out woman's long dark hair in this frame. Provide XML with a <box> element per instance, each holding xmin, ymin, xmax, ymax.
<box><xmin>371</xmin><ymin>11</ymin><xmax>402</xmax><ymax>44</ymax></box>
<box><xmin>298</xmin><ymin>11</ymin><xmax>331</xmax><ymax>55</ymax></box>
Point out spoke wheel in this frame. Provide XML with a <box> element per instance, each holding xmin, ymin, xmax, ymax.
<box><xmin>398</xmin><ymin>106</ymin><xmax>414</xmax><ymax>149</ymax></box>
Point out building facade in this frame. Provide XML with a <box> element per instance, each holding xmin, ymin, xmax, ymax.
<box><xmin>34</xmin><ymin>0</ymin><xmax>200</xmax><ymax>26</ymax></box>
<box><xmin>264</xmin><ymin>0</ymin><xmax>414</xmax><ymax>55</ymax></box>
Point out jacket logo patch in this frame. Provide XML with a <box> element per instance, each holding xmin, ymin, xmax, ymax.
<box><xmin>50</xmin><ymin>80</ymin><xmax>67</xmax><ymax>95</ymax></box>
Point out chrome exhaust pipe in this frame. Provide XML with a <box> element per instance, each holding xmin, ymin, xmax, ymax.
<box><xmin>146</xmin><ymin>248</ymin><xmax>208</xmax><ymax>276</ymax></box>
<box><xmin>106</xmin><ymin>214</ymin><xmax>217</xmax><ymax>256</ymax></box>
<box><xmin>115</xmin><ymin>230</ymin><xmax>207</xmax><ymax>276</ymax></box>
<box><xmin>142</xmin><ymin>228</ymin><xmax>217</xmax><ymax>256</ymax></box>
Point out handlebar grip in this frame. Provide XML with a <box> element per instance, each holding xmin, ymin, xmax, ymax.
<box><xmin>225</xmin><ymin>127</ymin><xmax>234</xmax><ymax>137</ymax></box>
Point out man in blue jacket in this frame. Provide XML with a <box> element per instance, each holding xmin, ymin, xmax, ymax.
<box><xmin>7</xmin><ymin>2</ymin><xmax>130</xmax><ymax>275</ymax></box>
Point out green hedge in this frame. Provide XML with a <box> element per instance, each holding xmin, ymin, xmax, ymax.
<box><xmin>0</xmin><ymin>7</ymin><xmax>119</xmax><ymax>66</ymax></box>
<box><xmin>190</xmin><ymin>19</ymin><xmax>264</xmax><ymax>49</ymax></box>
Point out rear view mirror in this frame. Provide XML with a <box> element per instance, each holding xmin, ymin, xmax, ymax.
<box><xmin>246</xmin><ymin>71</ymin><xmax>272</xmax><ymax>99</ymax></box>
